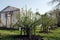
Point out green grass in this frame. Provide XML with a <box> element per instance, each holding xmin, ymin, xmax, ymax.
<box><xmin>0</xmin><ymin>27</ymin><xmax>60</xmax><ymax>40</ymax></box>
<box><xmin>36</xmin><ymin>27</ymin><xmax>60</xmax><ymax>40</ymax></box>
<box><xmin>0</xmin><ymin>30</ymin><xmax>20</xmax><ymax>40</ymax></box>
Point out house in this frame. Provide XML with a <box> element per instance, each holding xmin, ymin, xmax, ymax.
<box><xmin>0</xmin><ymin>6</ymin><xmax>20</xmax><ymax>28</ymax></box>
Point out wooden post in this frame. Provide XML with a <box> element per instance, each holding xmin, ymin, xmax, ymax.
<box><xmin>10</xmin><ymin>11</ymin><xmax>13</xmax><ymax>28</ymax></box>
<box><xmin>5</xmin><ymin>13</ymin><xmax>7</xmax><ymax>27</ymax></box>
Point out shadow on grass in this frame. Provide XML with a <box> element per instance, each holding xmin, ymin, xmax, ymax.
<box><xmin>0</xmin><ymin>34</ymin><xmax>60</xmax><ymax>40</ymax></box>
<box><xmin>39</xmin><ymin>31</ymin><xmax>52</xmax><ymax>34</ymax></box>
<box><xmin>0</xmin><ymin>35</ymin><xmax>43</xmax><ymax>40</ymax></box>
<box><xmin>0</xmin><ymin>27</ymin><xmax>18</xmax><ymax>30</ymax></box>
<box><xmin>43</xmin><ymin>36</ymin><xmax>60</xmax><ymax>40</ymax></box>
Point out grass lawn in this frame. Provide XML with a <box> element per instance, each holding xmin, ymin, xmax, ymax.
<box><xmin>36</xmin><ymin>27</ymin><xmax>60</xmax><ymax>40</ymax></box>
<box><xmin>0</xmin><ymin>27</ymin><xmax>60</xmax><ymax>40</ymax></box>
<box><xmin>0</xmin><ymin>30</ymin><xmax>20</xmax><ymax>40</ymax></box>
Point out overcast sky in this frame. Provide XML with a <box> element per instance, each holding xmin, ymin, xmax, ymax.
<box><xmin>0</xmin><ymin>0</ymin><xmax>57</xmax><ymax>14</ymax></box>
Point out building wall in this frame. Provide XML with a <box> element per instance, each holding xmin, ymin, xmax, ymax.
<box><xmin>0</xmin><ymin>10</ymin><xmax>20</xmax><ymax>28</ymax></box>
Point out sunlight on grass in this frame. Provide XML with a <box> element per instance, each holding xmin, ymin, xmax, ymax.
<box><xmin>0</xmin><ymin>27</ymin><xmax>60</xmax><ymax>40</ymax></box>
<box><xmin>39</xmin><ymin>27</ymin><xmax>60</xmax><ymax>40</ymax></box>
<box><xmin>0</xmin><ymin>30</ymin><xmax>20</xmax><ymax>38</ymax></box>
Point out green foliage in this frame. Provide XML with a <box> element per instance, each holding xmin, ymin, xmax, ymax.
<box><xmin>14</xmin><ymin>7</ymin><xmax>58</xmax><ymax>34</ymax></box>
<box><xmin>15</xmin><ymin>8</ymin><xmax>41</xmax><ymax>36</ymax></box>
<box><xmin>50</xmin><ymin>0</ymin><xmax>60</xmax><ymax>8</ymax></box>
<box><xmin>40</xmin><ymin>13</ymin><xmax>57</xmax><ymax>32</ymax></box>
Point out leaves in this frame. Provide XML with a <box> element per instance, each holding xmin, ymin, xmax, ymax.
<box><xmin>50</xmin><ymin>0</ymin><xmax>60</xmax><ymax>8</ymax></box>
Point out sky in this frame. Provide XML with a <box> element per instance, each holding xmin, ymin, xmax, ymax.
<box><xmin>0</xmin><ymin>0</ymin><xmax>57</xmax><ymax>14</ymax></box>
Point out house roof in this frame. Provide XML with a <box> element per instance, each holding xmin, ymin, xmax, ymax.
<box><xmin>0</xmin><ymin>6</ymin><xmax>20</xmax><ymax>13</ymax></box>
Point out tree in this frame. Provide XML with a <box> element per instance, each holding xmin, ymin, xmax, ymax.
<box><xmin>40</xmin><ymin>13</ymin><xmax>57</xmax><ymax>33</ymax></box>
<box><xmin>14</xmin><ymin>8</ymin><xmax>41</xmax><ymax>39</ymax></box>
<box><xmin>50</xmin><ymin>0</ymin><xmax>60</xmax><ymax>8</ymax></box>
<box><xmin>40</xmin><ymin>13</ymin><xmax>49</xmax><ymax>33</ymax></box>
<box><xmin>48</xmin><ymin>9</ymin><xmax>60</xmax><ymax>27</ymax></box>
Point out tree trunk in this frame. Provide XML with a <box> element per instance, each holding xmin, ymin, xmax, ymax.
<box><xmin>26</xmin><ymin>27</ymin><xmax>31</xmax><ymax>39</ymax></box>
